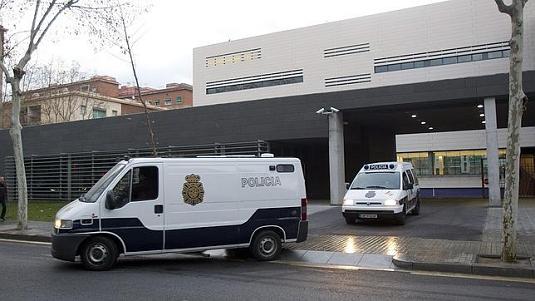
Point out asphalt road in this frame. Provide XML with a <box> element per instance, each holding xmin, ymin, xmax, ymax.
<box><xmin>310</xmin><ymin>199</ymin><xmax>487</xmax><ymax>240</ymax></box>
<box><xmin>1</xmin><ymin>240</ymin><xmax>535</xmax><ymax>301</ymax></box>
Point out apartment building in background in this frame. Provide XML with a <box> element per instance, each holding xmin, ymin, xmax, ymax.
<box><xmin>118</xmin><ymin>83</ymin><xmax>193</xmax><ymax>110</ymax></box>
<box><xmin>1</xmin><ymin>75</ymin><xmax>164</xmax><ymax>128</ymax></box>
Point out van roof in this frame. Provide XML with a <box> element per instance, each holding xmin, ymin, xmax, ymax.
<box><xmin>122</xmin><ymin>157</ymin><xmax>301</xmax><ymax>164</ymax></box>
<box><xmin>359</xmin><ymin>161</ymin><xmax>413</xmax><ymax>172</ymax></box>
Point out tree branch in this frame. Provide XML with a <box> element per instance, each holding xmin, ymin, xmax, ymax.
<box><xmin>0</xmin><ymin>60</ymin><xmax>12</xmax><ymax>82</ymax></box>
<box><xmin>495</xmin><ymin>0</ymin><xmax>513</xmax><ymax>15</ymax></box>
<box><xmin>29</xmin><ymin>0</ymin><xmax>42</xmax><ymax>41</ymax></box>
<box><xmin>34</xmin><ymin>0</ymin><xmax>80</xmax><ymax>51</ymax></box>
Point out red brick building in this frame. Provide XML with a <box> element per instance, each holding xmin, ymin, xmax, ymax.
<box><xmin>118</xmin><ymin>83</ymin><xmax>193</xmax><ymax>110</ymax></box>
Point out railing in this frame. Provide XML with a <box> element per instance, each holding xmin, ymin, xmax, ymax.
<box><xmin>3</xmin><ymin>140</ymin><xmax>270</xmax><ymax>201</ymax></box>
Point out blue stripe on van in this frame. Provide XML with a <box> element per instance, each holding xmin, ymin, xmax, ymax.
<box><xmin>62</xmin><ymin>207</ymin><xmax>301</xmax><ymax>253</ymax></box>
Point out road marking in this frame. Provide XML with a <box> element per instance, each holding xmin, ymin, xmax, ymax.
<box><xmin>0</xmin><ymin>238</ymin><xmax>51</xmax><ymax>246</ymax></box>
<box><xmin>274</xmin><ymin>260</ymin><xmax>535</xmax><ymax>285</ymax></box>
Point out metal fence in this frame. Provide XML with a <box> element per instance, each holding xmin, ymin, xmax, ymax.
<box><xmin>3</xmin><ymin>140</ymin><xmax>270</xmax><ymax>201</ymax></box>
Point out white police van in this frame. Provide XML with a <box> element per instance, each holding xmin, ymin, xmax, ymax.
<box><xmin>52</xmin><ymin>157</ymin><xmax>308</xmax><ymax>270</ymax></box>
<box><xmin>342</xmin><ymin>162</ymin><xmax>420</xmax><ymax>225</ymax></box>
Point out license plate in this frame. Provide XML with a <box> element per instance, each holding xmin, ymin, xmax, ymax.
<box><xmin>359</xmin><ymin>213</ymin><xmax>378</xmax><ymax>219</ymax></box>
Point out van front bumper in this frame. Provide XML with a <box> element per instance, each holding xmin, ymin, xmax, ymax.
<box><xmin>51</xmin><ymin>233</ymin><xmax>89</xmax><ymax>262</ymax></box>
<box><xmin>342</xmin><ymin>204</ymin><xmax>404</xmax><ymax>219</ymax></box>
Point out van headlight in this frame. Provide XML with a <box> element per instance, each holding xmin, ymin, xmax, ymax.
<box><xmin>343</xmin><ymin>198</ymin><xmax>354</xmax><ymax>205</ymax></box>
<box><xmin>54</xmin><ymin>219</ymin><xmax>73</xmax><ymax>229</ymax></box>
<box><xmin>384</xmin><ymin>199</ymin><xmax>397</xmax><ymax>206</ymax></box>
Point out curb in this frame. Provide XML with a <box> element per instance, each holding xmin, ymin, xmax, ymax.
<box><xmin>0</xmin><ymin>232</ymin><xmax>51</xmax><ymax>243</ymax></box>
<box><xmin>392</xmin><ymin>256</ymin><xmax>535</xmax><ymax>279</ymax></box>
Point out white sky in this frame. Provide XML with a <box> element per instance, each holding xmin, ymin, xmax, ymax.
<box><xmin>34</xmin><ymin>0</ymin><xmax>446</xmax><ymax>88</ymax></box>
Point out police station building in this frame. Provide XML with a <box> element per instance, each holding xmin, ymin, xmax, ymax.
<box><xmin>0</xmin><ymin>0</ymin><xmax>534</xmax><ymax>204</ymax></box>
<box><xmin>192</xmin><ymin>0</ymin><xmax>535</xmax><ymax>203</ymax></box>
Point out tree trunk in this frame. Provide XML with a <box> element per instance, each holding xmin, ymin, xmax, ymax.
<box><xmin>499</xmin><ymin>0</ymin><xmax>528</xmax><ymax>263</ymax></box>
<box><xmin>9</xmin><ymin>76</ymin><xmax>28</xmax><ymax>230</ymax></box>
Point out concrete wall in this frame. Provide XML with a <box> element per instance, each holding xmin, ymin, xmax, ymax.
<box><xmin>194</xmin><ymin>0</ymin><xmax>535</xmax><ymax>106</ymax></box>
<box><xmin>396</xmin><ymin>127</ymin><xmax>535</xmax><ymax>152</ymax></box>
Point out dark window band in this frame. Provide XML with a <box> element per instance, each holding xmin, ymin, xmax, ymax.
<box><xmin>375</xmin><ymin>50</ymin><xmax>510</xmax><ymax>74</ymax></box>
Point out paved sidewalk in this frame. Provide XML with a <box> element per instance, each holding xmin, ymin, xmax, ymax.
<box><xmin>0</xmin><ymin>220</ymin><xmax>51</xmax><ymax>242</ymax></box>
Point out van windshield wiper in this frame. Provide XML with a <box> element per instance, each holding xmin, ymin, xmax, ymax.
<box><xmin>350</xmin><ymin>186</ymin><xmax>365</xmax><ymax>190</ymax></box>
<box><xmin>365</xmin><ymin>185</ymin><xmax>388</xmax><ymax>189</ymax></box>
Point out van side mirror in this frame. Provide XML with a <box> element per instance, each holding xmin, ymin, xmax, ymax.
<box><xmin>105</xmin><ymin>191</ymin><xmax>116</xmax><ymax>210</ymax></box>
<box><xmin>345</xmin><ymin>182</ymin><xmax>350</xmax><ymax>190</ymax></box>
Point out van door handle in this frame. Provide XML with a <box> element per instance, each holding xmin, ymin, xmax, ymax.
<box><xmin>154</xmin><ymin>205</ymin><xmax>163</xmax><ymax>214</ymax></box>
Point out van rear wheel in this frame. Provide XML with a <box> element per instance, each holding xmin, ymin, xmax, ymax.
<box><xmin>250</xmin><ymin>230</ymin><xmax>282</xmax><ymax>261</ymax></box>
<box><xmin>81</xmin><ymin>236</ymin><xmax>118</xmax><ymax>271</ymax></box>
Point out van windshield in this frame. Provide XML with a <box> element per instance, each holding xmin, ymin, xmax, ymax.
<box><xmin>350</xmin><ymin>172</ymin><xmax>400</xmax><ymax>190</ymax></box>
<box><xmin>80</xmin><ymin>162</ymin><xmax>126</xmax><ymax>203</ymax></box>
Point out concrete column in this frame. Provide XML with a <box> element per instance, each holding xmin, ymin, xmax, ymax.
<box><xmin>328</xmin><ymin>111</ymin><xmax>346</xmax><ymax>205</ymax></box>
<box><xmin>484</xmin><ymin>97</ymin><xmax>501</xmax><ymax>207</ymax></box>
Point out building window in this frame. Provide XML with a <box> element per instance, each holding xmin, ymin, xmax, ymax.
<box><xmin>374</xmin><ymin>49</ymin><xmax>510</xmax><ymax>74</ymax></box>
<box><xmin>442</xmin><ymin>56</ymin><xmax>457</xmax><ymax>65</ymax></box>
<box><xmin>112</xmin><ymin>110</ymin><xmax>118</xmax><ymax>116</ymax></box>
<box><xmin>397</xmin><ymin>149</ymin><xmax>507</xmax><ymax>177</ymax></box>
<box><xmin>206</xmin><ymin>69</ymin><xmax>304</xmax><ymax>95</ymax></box>
<box><xmin>80</xmin><ymin>105</ymin><xmax>87</xmax><ymax>117</ymax></box>
<box><xmin>92</xmin><ymin>108</ymin><xmax>106</xmax><ymax>119</ymax></box>
<box><xmin>80</xmin><ymin>84</ymin><xmax>90</xmax><ymax>92</ymax></box>
<box><xmin>154</xmin><ymin>100</ymin><xmax>160</xmax><ymax>106</ymax></box>
<box><xmin>176</xmin><ymin>96</ymin><xmax>182</xmax><ymax>104</ymax></box>
<box><xmin>206</xmin><ymin>76</ymin><xmax>303</xmax><ymax>95</ymax></box>
<box><xmin>487</xmin><ymin>51</ymin><xmax>503</xmax><ymax>59</ymax></box>
<box><xmin>164</xmin><ymin>99</ymin><xmax>171</xmax><ymax>105</ymax></box>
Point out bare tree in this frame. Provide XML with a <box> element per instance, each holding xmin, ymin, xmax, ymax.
<box><xmin>118</xmin><ymin>5</ymin><xmax>157</xmax><ymax>156</ymax></box>
<box><xmin>494</xmin><ymin>0</ymin><xmax>529</xmax><ymax>262</ymax></box>
<box><xmin>0</xmin><ymin>0</ymin><xmax>132</xmax><ymax>229</ymax></box>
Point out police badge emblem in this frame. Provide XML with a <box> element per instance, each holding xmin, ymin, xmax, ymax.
<box><xmin>182</xmin><ymin>174</ymin><xmax>204</xmax><ymax>206</ymax></box>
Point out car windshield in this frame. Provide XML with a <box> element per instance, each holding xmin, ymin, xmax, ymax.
<box><xmin>350</xmin><ymin>172</ymin><xmax>400</xmax><ymax>190</ymax></box>
<box><xmin>80</xmin><ymin>162</ymin><xmax>126</xmax><ymax>203</ymax></box>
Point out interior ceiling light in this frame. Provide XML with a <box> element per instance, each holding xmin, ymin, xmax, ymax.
<box><xmin>428</xmin><ymin>127</ymin><xmax>434</xmax><ymax>130</ymax></box>
<box><xmin>420</xmin><ymin>121</ymin><xmax>426</xmax><ymax>125</ymax></box>
<box><xmin>480</xmin><ymin>113</ymin><xmax>485</xmax><ymax>117</ymax></box>
<box><xmin>482</xmin><ymin>120</ymin><xmax>486</xmax><ymax>124</ymax></box>
<box><xmin>411</xmin><ymin>114</ymin><xmax>417</xmax><ymax>118</ymax></box>
<box><xmin>477</xmin><ymin>104</ymin><xmax>484</xmax><ymax>108</ymax></box>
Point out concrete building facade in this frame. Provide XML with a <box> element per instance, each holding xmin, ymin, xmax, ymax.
<box><xmin>192</xmin><ymin>0</ymin><xmax>535</xmax><ymax>202</ymax></box>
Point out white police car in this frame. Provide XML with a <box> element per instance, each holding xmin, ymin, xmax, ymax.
<box><xmin>342</xmin><ymin>162</ymin><xmax>420</xmax><ymax>225</ymax></box>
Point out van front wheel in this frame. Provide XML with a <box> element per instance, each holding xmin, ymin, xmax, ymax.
<box><xmin>250</xmin><ymin>230</ymin><xmax>282</xmax><ymax>261</ymax></box>
<box><xmin>81</xmin><ymin>236</ymin><xmax>118</xmax><ymax>271</ymax></box>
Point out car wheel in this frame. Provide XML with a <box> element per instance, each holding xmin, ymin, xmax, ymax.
<box><xmin>81</xmin><ymin>236</ymin><xmax>118</xmax><ymax>271</ymax></box>
<box><xmin>395</xmin><ymin>206</ymin><xmax>406</xmax><ymax>225</ymax></box>
<box><xmin>250</xmin><ymin>230</ymin><xmax>282</xmax><ymax>261</ymax></box>
<box><xmin>345</xmin><ymin>216</ymin><xmax>356</xmax><ymax>225</ymax></box>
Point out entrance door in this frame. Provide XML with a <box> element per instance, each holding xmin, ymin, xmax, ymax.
<box><xmin>100</xmin><ymin>163</ymin><xmax>164</xmax><ymax>253</ymax></box>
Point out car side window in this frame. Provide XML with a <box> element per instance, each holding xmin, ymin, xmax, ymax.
<box><xmin>131</xmin><ymin>166</ymin><xmax>159</xmax><ymax>202</ymax></box>
<box><xmin>406</xmin><ymin>170</ymin><xmax>415</xmax><ymax>184</ymax></box>
<box><xmin>409</xmin><ymin>169</ymin><xmax>419</xmax><ymax>185</ymax></box>
<box><xmin>111</xmin><ymin>170</ymin><xmax>132</xmax><ymax>209</ymax></box>
<box><xmin>402</xmin><ymin>172</ymin><xmax>410</xmax><ymax>189</ymax></box>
